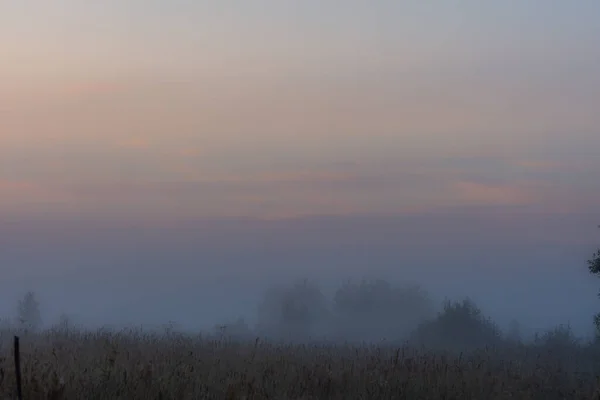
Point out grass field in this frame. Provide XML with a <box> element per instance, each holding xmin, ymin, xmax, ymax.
<box><xmin>1</xmin><ymin>328</ymin><xmax>600</xmax><ymax>399</ymax></box>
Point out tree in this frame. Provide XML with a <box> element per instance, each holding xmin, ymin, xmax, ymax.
<box><xmin>17</xmin><ymin>291</ymin><xmax>42</xmax><ymax>332</ymax></box>
<box><xmin>534</xmin><ymin>324</ymin><xmax>579</xmax><ymax>349</ymax></box>
<box><xmin>257</xmin><ymin>279</ymin><xmax>330</xmax><ymax>341</ymax></box>
<box><xmin>333</xmin><ymin>279</ymin><xmax>434</xmax><ymax>342</ymax></box>
<box><xmin>411</xmin><ymin>298</ymin><xmax>502</xmax><ymax>351</ymax></box>
<box><xmin>587</xmin><ymin>226</ymin><xmax>600</xmax><ymax>335</ymax></box>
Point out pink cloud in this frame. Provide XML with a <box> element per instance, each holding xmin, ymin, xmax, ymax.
<box><xmin>0</xmin><ymin>179</ymin><xmax>47</xmax><ymax>197</ymax></box>
<box><xmin>115</xmin><ymin>137</ymin><xmax>151</xmax><ymax>150</ymax></box>
<box><xmin>156</xmin><ymin>167</ymin><xmax>358</xmax><ymax>185</ymax></box>
<box><xmin>63</xmin><ymin>80</ymin><xmax>126</xmax><ymax>97</ymax></box>
<box><xmin>452</xmin><ymin>181</ymin><xmax>536</xmax><ymax>206</ymax></box>
<box><xmin>178</xmin><ymin>148</ymin><xmax>202</xmax><ymax>157</ymax></box>
<box><xmin>247</xmin><ymin>170</ymin><xmax>356</xmax><ymax>184</ymax></box>
<box><xmin>514</xmin><ymin>160</ymin><xmax>565</xmax><ymax>171</ymax></box>
<box><xmin>0</xmin><ymin>179</ymin><xmax>74</xmax><ymax>209</ymax></box>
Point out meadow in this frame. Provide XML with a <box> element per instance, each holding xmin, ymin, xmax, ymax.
<box><xmin>2</xmin><ymin>327</ymin><xmax>600</xmax><ymax>400</ymax></box>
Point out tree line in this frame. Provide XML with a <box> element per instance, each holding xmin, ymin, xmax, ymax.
<box><xmin>3</xmin><ymin>226</ymin><xmax>599</xmax><ymax>352</ymax></box>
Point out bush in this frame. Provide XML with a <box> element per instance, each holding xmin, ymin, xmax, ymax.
<box><xmin>411</xmin><ymin>298</ymin><xmax>503</xmax><ymax>351</ymax></box>
<box><xmin>534</xmin><ymin>324</ymin><xmax>580</xmax><ymax>349</ymax></box>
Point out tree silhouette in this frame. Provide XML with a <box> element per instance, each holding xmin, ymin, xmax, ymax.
<box><xmin>412</xmin><ymin>298</ymin><xmax>502</xmax><ymax>350</ymax></box>
<box><xmin>257</xmin><ymin>279</ymin><xmax>329</xmax><ymax>341</ymax></box>
<box><xmin>587</xmin><ymin>226</ymin><xmax>600</xmax><ymax>335</ymax></box>
<box><xmin>333</xmin><ymin>279</ymin><xmax>434</xmax><ymax>342</ymax></box>
<box><xmin>17</xmin><ymin>291</ymin><xmax>42</xmax><ymax>332</ymax></box>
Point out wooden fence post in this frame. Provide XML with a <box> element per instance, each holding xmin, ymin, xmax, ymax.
<box><xmin>14</xmin><ymin>336</ymin><xmax>23</xmax><ymax>400</ymax></box>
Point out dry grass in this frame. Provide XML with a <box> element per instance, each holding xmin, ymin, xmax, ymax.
<box><xmin>1</xmin><ymin>328</ymin><xmax>600</xmax><ymax>399</ymax></box>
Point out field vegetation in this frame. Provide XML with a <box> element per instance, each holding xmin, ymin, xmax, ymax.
<box><xmin>1</xmin><ymin>325</ymin><xmax>600</xmax><ymax>399</ymax></box>
<box><xmin>1</xmin><ymin>287</ymin><xmax>600</xmax><ymax>399</ymax></box>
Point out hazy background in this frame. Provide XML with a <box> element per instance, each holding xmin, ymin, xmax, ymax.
<box><xmin>1</xmin><ymin>1</ymin><xmax>599</xmax><ymax>337</ymax></box>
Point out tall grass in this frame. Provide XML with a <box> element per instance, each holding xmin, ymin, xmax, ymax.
<box><xmin>1</xmin><ymin>327</ymin><xmax>600</xmax><ymax>399</ymax></box>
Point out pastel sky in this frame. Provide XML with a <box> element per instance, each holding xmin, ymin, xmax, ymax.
<box><xmin>2</xmin><ymin>1</ymin><xmax>599</xmax><ymax>219</ymax></box>
<box><xmin>1</xmin><ymin>2</ymin><xmax>600</xmax><ymax>335</ymax></box>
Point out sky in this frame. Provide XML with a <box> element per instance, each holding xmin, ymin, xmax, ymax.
<box><xmin>1</xmin><ymin>1</ymin><xmax>600</xmax><ymax>335</ymax></box>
